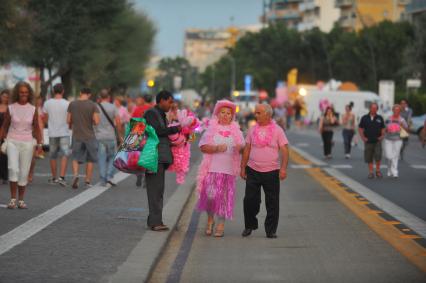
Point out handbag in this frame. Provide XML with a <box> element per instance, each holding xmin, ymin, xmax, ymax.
<box><xmin>400</xmin><ymin>128</ymin><xmax>409</xmax><ymax>139</ymax></box>
<box><xmin>113</xmin><ymin>117</ymin><xmax>159</xmax><ymax>174</ymax></box>
<box><xmin>98</xmin><ymin>103</ymin><xmax>121</xmax><ymax>146</ymax></box>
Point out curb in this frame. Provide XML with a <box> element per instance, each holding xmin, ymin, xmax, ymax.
<box><xmin>290</xmin><ymin>145</ymin><xmax>426</xmax><ymax>273</ymax></box>
<box><xmin>108</xmin><ymin>159</ymin><xmax>201</xmax><ymax>283</ymax></box>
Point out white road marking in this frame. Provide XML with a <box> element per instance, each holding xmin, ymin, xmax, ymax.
<box><xmin>295</xmin><ymin>142</ymin><xmax>309</xmax><ymax>147</ymax></box>
<box><xmin>290</xmin><ymin>164</ymin><xmax>313</xmax><ymax>169</ymax></box>
<box><xmin>411</xmin><ymin>165</ymin><xmax>426</xmax><ymax>169</ymax></box>
<box><xmin>291</xmin><ymin>145</ymin><xmax>426</xmax><ymax>238</ymax></box>
<box><xmin>290</xmin><ymin>145</ymin><xmax>327</xmax><ymax>166</ymax></box>
<box><xmin>331</xmin><ymin>164</ymin><xmax>353</xmax><ymax>169</ymax></box>
<box><xmin>0</xmin><ymin>172</ymin><xmax>129</xmax><ymax>256</ymax></box>
<box><xmin>33</xmin><ymin>173</ymin><xmax>87</xmax><ymax>177</ymax></box>
<box><xmin>0</xmin><ymin>204</ymin><xmax>7</xmax><ymax>208</ymax></box>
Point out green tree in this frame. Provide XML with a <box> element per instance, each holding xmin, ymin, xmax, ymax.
<box><xmin>155</xmin><ymin>56</ymin><xmax>198</xmax><ymax>91</ymax></box>
<box><xmin>402</xmin><ymin>14</ymin><xmax>426</xmax><ymax>86</ymax></box>
<box><xmin>8</xmin><ymin>0</ymin><xmax>155</xmax><ymax>97</ymax></box>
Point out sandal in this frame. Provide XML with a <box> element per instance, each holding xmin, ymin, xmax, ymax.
<box><xmin>205</xmin><ymin>221</ymin><xmax>215</xmax><ymax>236</ymax></box>
<box><xmin>7</xmin><ymin>198</ymin><xmax>16</xmax><ymax>209</ymax></box>
<box><xmin>18</xmin><ymin>200</ymin><xmax>28</xmax><ymax>209</ymax></box>
<box><xmin>368</xmin><ymin>173</ymin><xmax>374</xmax><ymax>179</ymax></box>
<box><xmin>214</xmin><ymin>223</ymin><xmax>225</xmax><ymax>237</ymax></box>
<box><xmin>375</xmin><ymin>171</ymin><xmax>383</xmax><ymax>179</ymax></box>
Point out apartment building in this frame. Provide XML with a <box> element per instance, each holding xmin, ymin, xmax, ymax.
<box><xmin>336</xmin><ymin>0</ymin><xmax>409</xmax><ymax>31</ymax></box>
<box><xmin>184</xmin><ymin>25</ymin><xmax>261</xmax><ymax>72</ymax></box>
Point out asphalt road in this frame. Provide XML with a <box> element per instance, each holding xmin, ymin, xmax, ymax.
<box><xmin>0</xmin><ymin>144</ymin><xmax>201</xmax><ymax>283</ymax></box>
<box><xmin>150</xmin><ymin>161</ymin><xmax>426</xmax><ymax>283</ymax></box>
<box><xmin>286</xmin><ymin>127</ymin><xmax>426</xmax><ymax>221</ymax></box>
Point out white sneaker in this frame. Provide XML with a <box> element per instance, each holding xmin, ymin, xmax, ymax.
<box><xmin>345</xmin><ymin>154</ymin><xmax>351</xmax><ymax>159</ymax></box>
<box><xmin>48</xmin><ymin>178</ymin><xmax>58</xmax><ymax>185</ymax></box>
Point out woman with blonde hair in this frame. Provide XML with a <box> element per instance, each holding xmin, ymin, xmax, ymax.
<box><xmin>0</xmin><ymin>81</ymin><xmax>43</xmax><ymax>209</ymax></box>
<box><xmin>196</xmin><ymin>100</ymin><xmax>245</xmax><ymax>237</ymax></box>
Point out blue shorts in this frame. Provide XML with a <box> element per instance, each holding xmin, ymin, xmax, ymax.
<box><xmin>49</xmin><ymin>137</ymin><xmax>71</xmax><ymax>159</ymax></box>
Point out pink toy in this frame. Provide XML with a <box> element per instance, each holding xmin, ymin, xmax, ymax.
<box><xmin>168</xmin><ymin>109</ymin><xmax>201</xmax><ymax>184</ymax></box>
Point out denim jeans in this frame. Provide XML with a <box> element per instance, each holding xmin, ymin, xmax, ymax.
<box><xmin>342</xmin><ymin>129</ymin><xmax>355</xmax><ymax>154</ymax></box>
<box><xmin>98</xmin><ymin>140</ymin><xmax>116</xmax><ymax>184</ymax></box>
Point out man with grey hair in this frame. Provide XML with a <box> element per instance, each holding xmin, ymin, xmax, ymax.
<box><xmin>241</xmin><ymin>103</ymin><xmax>289</xmax><ymax>239</ymax></box>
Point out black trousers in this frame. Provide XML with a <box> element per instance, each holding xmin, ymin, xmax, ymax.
<box><xmin>321</xmin><ymin>130</ymin><xmax>333</xmax><ymax>156</ymax></box>
<box><xmin>342</xmin><ymin>129</ymin><xmax>355</xmax><ymax>154</ymax></box>
<box><xmin>243</xmin><ymin>166</ymin><xmax>280</xmax><ymax>235</ymax></box>
<box><xmin>145</xmin><ymin>163</ymin><xmax>166</xmax><ymax>227</ymax></box>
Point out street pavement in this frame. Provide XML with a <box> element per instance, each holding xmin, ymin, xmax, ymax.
<box><xmin>149</xmin><ymin>160</ymin><xmax>426</xmax><ymax>283</ymax></box>
<box><xmin>0</xmin><ymin>146</ymin><xmax>201</xmax><ymax>283</ymax></box>
<box><xmin>285</xmin><ymin>127</ymin><xmax>426</xmax><ymax>221</ymax></box>
<box><xmin>1</xmin><ymin>128</ymin><xmax>426</xmax><ymax>282</ymax></box>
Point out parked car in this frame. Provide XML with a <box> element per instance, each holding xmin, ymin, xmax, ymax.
<box><xmin>410</xmin><ymin>114</ymin><xmax>426</xmax><ymax>135</ymax></box>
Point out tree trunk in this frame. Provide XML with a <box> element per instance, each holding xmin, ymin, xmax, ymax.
<box><xmin>39</xmin><ymin>66</ymin><xmax>48</xmax><ymax>99</ymax></box>
<box><xmin>61</xmin><ymin>69</ymin><xmax>73</xmax><ymax>98</ymax></box>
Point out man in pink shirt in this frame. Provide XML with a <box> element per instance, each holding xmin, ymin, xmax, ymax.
<box><xmin>241</xmin><ymin>103</ymin><xmax>289</xmax><ymax>238</ymax></box>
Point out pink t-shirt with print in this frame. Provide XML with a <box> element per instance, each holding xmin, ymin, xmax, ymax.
<box><xmin>245</xmin><ymin>123</ymin><xmax>289</xmax><ymax>172</ymax></box>
<box><xmin>199</xmin><ymin>124</ymin><xmax>244</xmax><ymax>175</ymax></box>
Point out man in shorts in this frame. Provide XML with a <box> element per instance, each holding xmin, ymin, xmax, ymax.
<box><xmin>358</xmin><ymin>103</ymin><xmax>385</xmax><ymax>179</ymax></box>
<box><xmin>43</xmin><ymin>83</ymin><xmax>70</xmax><ymax>186</ymax></box>
<box><xmin>67</xmin><ymin>88</ymin><xmax>100</xmax><ymax>188</ymax></box>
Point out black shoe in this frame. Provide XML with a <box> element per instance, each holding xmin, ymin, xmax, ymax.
<box><xmin>242</xmin><ymin>229</ymin><xmax>252</xmax><ymax>237</ymax></box>
<box><xmin>266</xmin><ymin>233</ymin><xmax>277</xmax><ymax>239</ymax></box>
<box><xmin>107</xmin><ymin>180</ymin><xmax>117</xmax><ymax>187</ymax></box>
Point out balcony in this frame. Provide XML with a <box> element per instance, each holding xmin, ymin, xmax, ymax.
<box><xmin>267</xmin><ymin>9</ymin><xmax>301</xmax><ymax>20</ymax></box>
<box><xmin>338</xmin><ymin>15</ymin><xmax>355</xmax><ymax>29</ymax></box>
<box><xmin>335</xmin><ymin>0</ymin><xmax>353</xmax><ymax>7</ymax></box>
<box><xmin>406</xmin><ymin>0</ymin><xmax>426</xmax><ymax>14</ymax></box>
<box><xmin>299</xmin><ymin>1</ymin><xmax>317</xmax><ymax>12</ymax></box>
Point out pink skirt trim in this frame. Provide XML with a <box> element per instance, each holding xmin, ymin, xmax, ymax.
<box><xmin>196</xmin><ymin>172</ymin><xmax>236</xmax><ymax>220</ymax></box>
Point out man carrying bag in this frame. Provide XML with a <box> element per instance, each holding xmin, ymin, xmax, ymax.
<box><xmin>96</xmin><ymin>89</ymin><xmax>122</xmax><ymax>187</ymax></box>
<box><xmin>143</xmin><ymin>90</ymin><xmax>180</xmax><ymax>231</ymax></box>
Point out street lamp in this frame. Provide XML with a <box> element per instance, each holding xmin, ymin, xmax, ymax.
<box><xmin>228</xmin><ymin>56</ymin><xmax>236</xmax><ymax>97</ymax></box>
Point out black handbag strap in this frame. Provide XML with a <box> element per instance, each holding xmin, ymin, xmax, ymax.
<box><xmin>98</xmin><ymin>102</ymin><xmax>116</xmax><ymax>130</ymax></box>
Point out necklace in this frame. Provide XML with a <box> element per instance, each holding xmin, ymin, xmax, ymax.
<box><xmin>252</xmin><ymin>121</ymin><xmax>275</xmax><ymax>147</ymax></box>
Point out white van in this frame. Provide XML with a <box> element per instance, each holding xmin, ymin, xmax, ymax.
<box><xmin>302</xmin><ymin>90</ymin><xmax>383</xmax><ymax>122</ymax></box>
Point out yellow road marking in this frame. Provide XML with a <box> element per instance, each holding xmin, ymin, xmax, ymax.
<box><xmin>367</xmin><ymin>210</ymin><xmax>384</xmax><ymax>215</ymax></box>
<box><xmin>383</xmin><ymin>221</ymin><xmax>402</xmax><ymax>225</ymax></box>
<box><xmin>289</xmin><ymin>148</ymin><xmax>426</xmax><ymax>273</ymax></box>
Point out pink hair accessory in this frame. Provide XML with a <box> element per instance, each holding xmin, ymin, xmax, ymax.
<box><xmin>213</xmin><ymin>99</ymin><xmax>237</xmax><ymax>117</ymax></box>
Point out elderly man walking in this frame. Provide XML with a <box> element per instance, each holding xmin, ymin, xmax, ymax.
<box><xmin>241</xmin><ymin>103</ymin><xmax>289</xmax><ymax>239</ymax></box>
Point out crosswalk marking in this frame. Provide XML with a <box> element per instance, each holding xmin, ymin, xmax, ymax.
<box><xmin>411</xmin><ymin>165</ymin><xmax>426</xmax><ymax>169</ymax></box>
<box><xmin>290</xmin><ymin>164</ymin><xmax>313</xmax><ymax>169</ymax></box>
<box><xmin>331</xmin><ymin>164</ymin><xmax>353</xmax><ymax>169</ymax></box>
<box><xmin>295</xmin><ymin>142</ymin><xmax>309</xmax><ymax>147</ymax></box>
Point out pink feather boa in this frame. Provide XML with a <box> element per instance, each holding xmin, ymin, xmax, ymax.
<box><xmin>196</xmin><ymin>119</ymin><xmax>244</xmax><ymax>194</ymax></box>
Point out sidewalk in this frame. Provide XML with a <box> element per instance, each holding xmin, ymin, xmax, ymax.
<box><xmin>150</xmin><ymin>160</ymin><xmax>426</xmax><ymax>282</ymax></box>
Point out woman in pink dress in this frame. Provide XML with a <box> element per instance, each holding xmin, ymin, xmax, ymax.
<box><xmin>196</xmin><ymin>100</ymin><xmax>244</xmax><ymax>237</ymax></box>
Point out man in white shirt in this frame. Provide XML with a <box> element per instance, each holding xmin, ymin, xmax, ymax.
<box><xmin>43</xmin><ymin>83</ymin><xmax>71</xmax><ymax>186</ymax></box>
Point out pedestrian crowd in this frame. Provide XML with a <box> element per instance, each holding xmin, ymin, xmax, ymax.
<box><xmin>314</xmin><ymin>99</ymin><xmax>421</xmax><ymax>179</ymax></box>
<box><xmin>0</xmin><ymin>81</ymin><xmax>156</xmax><ymax>209</ymax></box>
<box><xmin>0</xmin><ymin>84</ymin><xmax>290</xmax><ymax>240</ymax></box>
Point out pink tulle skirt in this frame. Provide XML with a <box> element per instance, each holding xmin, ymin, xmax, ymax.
<box><xmin>196</xmin><ymin>172</ymin><xmax>236</xmax><ymax>220</ymax></box>
<box><xmin>168</xmin><ymin>143</ymin><xmax>191</xmax><ymax>184</ymax></box>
